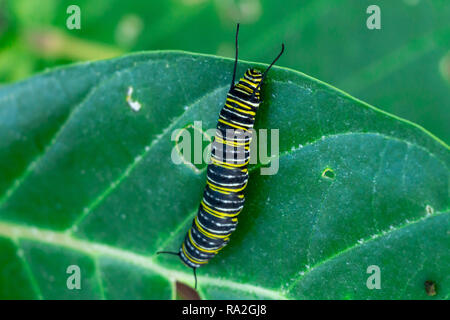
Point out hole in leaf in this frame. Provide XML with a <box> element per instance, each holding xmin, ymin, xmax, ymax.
<box><xmin>438</xmin><ymin>51</ymin><xmax>450</xmax><ymax>84</ymax></box>
<box><xmin>176</xmin><ymin>281</ymin><xmax>201</xmax><ymax>300</ymax></box>
<box><xmin>424</xmin><ymin>280</ymin><xmax>437</xmax><ymax>296</ymax></box>
<box><xmin>321</xmin><ymin>167</ymin><xmax>336</xmax><ymax>180</ymax></box>
<box><xmin>425</xmin><ymin>204</ymin><xmax>434</xmax><ymax>215</ymax></box>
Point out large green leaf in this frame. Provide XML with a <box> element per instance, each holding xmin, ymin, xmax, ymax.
<box><xmin>0</xmin><ymin>52</ymin><xmax>448</xmax><ymax>299</ymax></box>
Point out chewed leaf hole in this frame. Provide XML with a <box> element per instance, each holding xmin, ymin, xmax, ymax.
<box><xmin>424</xmin><ymin>280</ymin><xmax>437</xmax><ymax>296</ymax></box>
<box><xmin>174</xmin><ymin>123</ymin><xmax>212</xmax><ymax>173</ymax></box>
<box><xmin>126</xmin><ymin>86</ymin><xmax>142</xmax><ymax>112</ymax></box>
<box><xmin>321</xmin><ymin>167</ymin><xmax>336</xmax><ymax>180</ymax></box>
<box><xmin>438</xmin><ymin>51</ymin><xmax>450</xmax><ymax>84</ymax></box>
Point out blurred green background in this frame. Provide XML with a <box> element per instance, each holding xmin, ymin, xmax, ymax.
<box><xmin>0</xmin><ymin>0</ymin><xmax>449</xmax><ymax>142</ymax></box>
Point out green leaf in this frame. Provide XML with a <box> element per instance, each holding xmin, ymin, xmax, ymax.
<box><xmin>0</xmin><ymin>52</ymin><xmax>448</xmax><ymax>300</ymax></box>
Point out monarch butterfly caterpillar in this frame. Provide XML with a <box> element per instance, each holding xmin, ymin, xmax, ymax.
<box><xmin>158</xmin><ymin>23</ymin><xmax>284</xmax><ymax>289</ymax></box>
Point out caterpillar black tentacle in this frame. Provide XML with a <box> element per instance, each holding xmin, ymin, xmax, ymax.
<box><xmin>157</xmin><ymin>23</ymin><xmax>284</xmax><ymax>289</ymax></box>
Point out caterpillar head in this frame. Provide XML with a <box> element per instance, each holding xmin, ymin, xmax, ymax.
<box><xmin>244</xmin><ymin>68</ymin><xmax>263</xmax><ymax>84</ymax></box>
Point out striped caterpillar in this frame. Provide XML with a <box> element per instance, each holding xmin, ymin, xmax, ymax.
<box><xmin>158</xmin><ymin>24</ymin><xmax>284</xmax><ymax>289</ymax></box>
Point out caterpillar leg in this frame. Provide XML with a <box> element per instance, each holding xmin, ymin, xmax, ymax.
<box><xmin>193</xmin><ymin>267</ymin><xmax>198</xmax><ymax>290</ymax></box>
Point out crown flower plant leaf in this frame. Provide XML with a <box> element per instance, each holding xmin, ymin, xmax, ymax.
<box><xmin>0</xmin><ymin>51</ymin><xmax>448</xmax><ymax>300</ymax></box>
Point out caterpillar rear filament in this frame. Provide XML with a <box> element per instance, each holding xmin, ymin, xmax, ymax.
<box><xmin>158</xmin><ymin>23</ymin><xmax>284</xmax><ymax>289</ymax></box>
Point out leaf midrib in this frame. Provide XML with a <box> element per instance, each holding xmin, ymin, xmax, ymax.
<box><xmin>0</xmin><ymin>210</ymin><xmax>446</xmax><ymax>299</ymax></box>
<box><xmin>0</xmin><ymin>220</ymin><xmax>286</xmax><ymax>300</ymax></box>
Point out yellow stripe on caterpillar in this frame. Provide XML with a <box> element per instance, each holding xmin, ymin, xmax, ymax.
<box><xmin>188</xmin><ymin>229</ymin><xmax>220</xmax><ymax>253</ymax></box>
<box><xmin>241</xmin><ymin>78</ymin><xmax>258</xmax><ymax>88</ymax></box>
<box><xmin>195</xmin><ymin>217</ymin><xmax>230</xmax><ymax>239</ymax></box>
<box><xmin>226</xmin><ymin>98</ymin><xmax>253</xmax><ymax>110</ymax></box>
<box><xmin>236</xmin><ymin>84</ymin><xmax>253</xmax><ymax>94</ymax></box>
<box><xmin>218</xmin><ymin>118</ymin><xmax>248</xmax><ymax>131</ymax></box>
<box><xmin>211</xmin><ymin>157</ymin><xmax>249</xmax><ymax>168</ymax></box>
<box><xmin>225</xmin><ymin>103</ymin><xmax>256</xmax><ymax>116</ymax></box>
<box><xmin>215</xmin><ymin>135</ymin><xmax>251</xmax><ymax>147</ymax></box>
<box><xmin>206</xmin><ymin>180</ymin><xmax>248</xmax><ymax>193</ymax></box>
<box><xmin>182</xmin><ymin>243</ymin><xmax>208</xmax><ymax>264</ymax></box>
<box><xmin>201</xmin><ymin>199</ymin><xmax>241</xmax><ymax>218</ymax></box>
